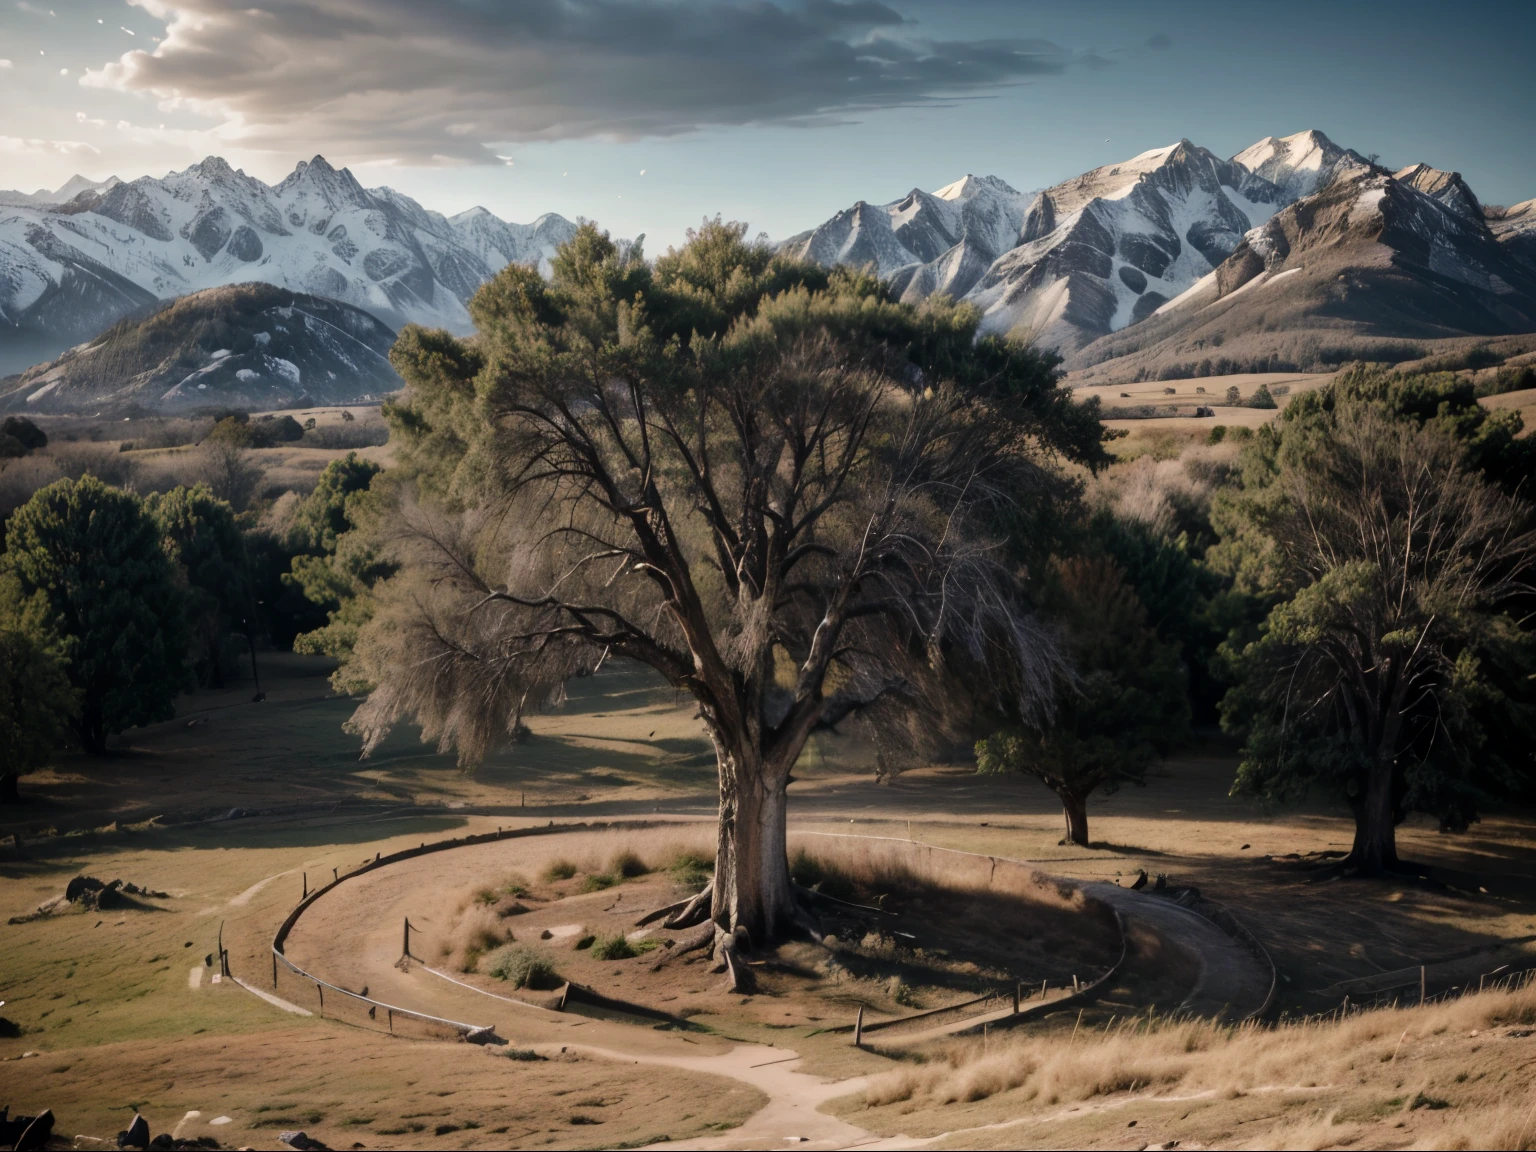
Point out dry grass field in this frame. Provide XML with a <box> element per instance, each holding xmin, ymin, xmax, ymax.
<box><xmin>3</xmin><ymin>657</ymin><xmax>1535</xmax><ymax>1149</ymax></box>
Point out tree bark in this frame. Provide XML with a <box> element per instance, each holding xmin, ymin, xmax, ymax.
<box><xmin>1348</xmin><ymin>756</ymin><xmax>1400</xmax><ymax>875</ymax></box>
<box><xmin>1060</xmin><ymin>791</ymin><xmax>1090</xmax><ymax>847</ymax></box>
<box><xmin>711</xmin><ymin>743</ymin><xmax>794</xmax><ymax>946</ymax></box>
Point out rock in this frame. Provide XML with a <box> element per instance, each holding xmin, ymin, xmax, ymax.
<box><xmin>0</xmin><ymin>1016</ymin><xmax>20</xmax><ymax>1037</ymax></box>
<box><xmin>119</xmin><ymin>1112</ymin><xmax>151</xmax><ymax>1149</ymax></box>
<box><xmin>279</xmin><ymin>1131</ymin><xmax>330</xmax><ymax>1150</ymax></box>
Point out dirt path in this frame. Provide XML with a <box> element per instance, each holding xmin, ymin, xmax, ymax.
<box><xmin>260</xmin><ymin>831</ymin><xmax>1277</xmax><ymax>1151</ymax></box>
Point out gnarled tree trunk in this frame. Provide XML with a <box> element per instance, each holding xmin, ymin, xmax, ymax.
<box><xmin>1348</xmin><ymin>755</ymin><xmax>1400</xmax><ymax>875</ymax></box>
<box><xmin>711</xmin><ymin>741</ymin><xmax>794</xmax><ymax>946</ymax></box>
<box><xmin>1060</xmin><ymin>790</ymin><xmax>1090</xmax><ymax>847</ymax></box>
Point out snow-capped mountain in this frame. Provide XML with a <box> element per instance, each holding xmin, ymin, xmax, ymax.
<box><xmin>1065</xmin><ymin>164</ymin><xmax>1536</xmax><ymax>381</ymax></box>
<box><xmin>0</xmin><ymin>155</ymin><xmax>576</xmax><ymax>375</ymax></box>
<box><xmin>781</xmin><ymin>129</ymin><xmax>1536</xmax><ymax>358</ymax></box>
<box><xmin>0</xmin><ymin>283</ymin><xmax>401</xmax><ymax>414</ymax></box>
<box><xmin>780</xmin><ymin>174</ymin><xmax>1031</xmax><ymax>303</ymax></box>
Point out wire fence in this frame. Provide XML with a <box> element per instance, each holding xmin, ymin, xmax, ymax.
<box><xmin>237</xmin><ymin>819</ymin><xmax>669</xmax><ymax>1043</ymax></box>
<box><xmin>1282</xmin><ymin>964</ymin><xmax>1536</xmax><ymax>1026</ymax></box>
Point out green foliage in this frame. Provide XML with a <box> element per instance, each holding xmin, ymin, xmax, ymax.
<box><xmin>145</xmin><ymin>485</ymin><xmax>250</xmax><ymax>687</ymax></box>
<box><xmin>1212</xmin><ymin>370</ymin><xmax>1536</xmax><ymax>867</ymax></box>
<box><xmin>668</xmin><ymin>850</ymin><xmax>714</xmax><ymax>890</ymax></box>
<box><xmin>3</xmin><ymin>475</ymin><xmax>187</xmax><ymax>753</ymax></box>
<box><xmin>1246</xmin><ymin>384</ymin><xmax>1277</xmax><ymax>409</ymax></box>
<box><xmin>976</xmin><ymin>555</ymin><xmax>1189</xmax><ymax>837</ymax></box>
<box><xmin>589</xmin><ymin>933</ymin><xmax>659</xmax><ymax>961</ymax></box>
<box><xmin>484</xmin><ymin>945</ymin><xmax>555</xmax><ymax>988</ymax></box>
<box><xmin>0</xmin><ymin>573</ymin><xmax>75</xmax><ymax>787</ymax></box>
<box><xmin>541</xmin><ymin>859</ymin><xmax>578</xmax><ymax>882</ymax></box>
<box><xmin>282</xmin><ymin>453</ymin><xmax>390</xmax><ymax>680</ymax></box>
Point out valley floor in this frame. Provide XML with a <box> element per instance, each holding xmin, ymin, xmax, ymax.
<box><xmin>2</xmin><ymin>656</ymin><xmax>1534</xmax><ymax>1149</ymax></box>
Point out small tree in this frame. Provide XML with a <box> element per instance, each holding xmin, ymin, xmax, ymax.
<box><xmin>0</xmin><ymin>574</ymin><xmax>74</xmax><ymax>802</ymax></box>
<box><xmin>976</xmin><ymin>555</ymin><xmax>1188</xmax><ymax>845</ymax></box>
<box><xmin>147</xmin><ymin>485</ymin><xmax>251</xmax><ymax>688</ymax></box>
<box><xmin>1214</xmin><ymin>387</ymin><xmax>1536</xmax><ymax>874</ymax></box>
<box><xmin>341</xmin><ymin>221</ymin><xmax>1107</xmax><ymax>959</ymax></box>
<box><xmin>3</xmin><ymin>476</ymin><xmax>187</xmax><ymax>753</ymax></box>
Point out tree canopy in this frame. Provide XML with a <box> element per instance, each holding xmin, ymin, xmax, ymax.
<box><xmin>339</xmin><ymin>220</ymin><xmax>1111</xmax><ymax>953</ymax></box>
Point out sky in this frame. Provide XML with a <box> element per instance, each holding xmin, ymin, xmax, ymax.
<box><xmin>1</xmin><ymin>0</ymin><xmax>1532</xmax><ymax>249</ymax></box>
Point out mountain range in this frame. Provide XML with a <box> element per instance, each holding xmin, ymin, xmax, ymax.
<box><xmin>784</xmin><ymin>129</ymin><xmax>1536</xmax><ymax>376</ymax></box>
<box><xmin>0</xmin><ymin>156</ymin><xmax>577</xmax><ymax>376</ymax></box>
<box><xmin>2</xmin><ymin>129</ymin><xmax>1533</xmax><ymax>411</ymax></box>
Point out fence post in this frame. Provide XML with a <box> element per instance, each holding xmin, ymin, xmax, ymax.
<box><xmin>272</xmin><ymin>951</ymin><xmax>278</xmax><ymax>989</ymax></box>
<box><xmin>1012</xmin><ymin>983</ymin><xmax>1019</xmax><ymax>1015</ymax></box>
<box><xmin>853</xmin><ymin>1005</ymin><xmax>864</xmax><ymax>1048</ymax></box>
<box><xmin>332</xmin><ymin>867</ymin><xmax>338</xmax><ymax>883</ymax></box>
<box><xmin>1040</xmin><ymin>979</ymin><xmax>1048</xmax><ymax>1000</ymax></box>
<box><xmin>402</xmin><ymin>918</ymin><xmax>411</xmax><ymax>960</ymax></box>
<box><xmin>317</xmin><ymin>982</ymin><xmax>324</xmax><ymax>1017</ymax></box>
<box><xmin>302</xmin><ymin>872</ymin><xmax>307</xmax><ymax>899</ymax></box>
<box><xmin>1420</xmin><ymin>966</ymin><xmax>1426</xmax><ymax>1007</ymax></box>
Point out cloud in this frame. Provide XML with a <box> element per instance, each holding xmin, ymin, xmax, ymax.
<box><xmin>0</xmin><ymin>136</ymin><xmax>100</xmax><ymax>156</ymax></box>
<box><xmin>83</xmin><ymin>0</ymin><xmax>1081</xmax><ymax>165</ymax></box>
<box><xmin>1145</xmin><ymin>32</ymin><xmax>1173</xmax><ymax>50</ymax></box>
<box><xmin>0</xmin><ymin>60</ymin><xmax>12</xmax><ymax>69</ymax></box>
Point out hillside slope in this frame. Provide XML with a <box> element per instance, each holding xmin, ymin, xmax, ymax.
<box><xmin>0</xmin><ymin>283</ymin><xmax>400</xmax><ymax>414</ymax></box>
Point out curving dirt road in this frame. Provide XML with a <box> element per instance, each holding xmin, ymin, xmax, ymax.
<box><xmin>257</xmin><ymin>831</ymin><xmax>1276</xmax><ymax>1151</ymax></box>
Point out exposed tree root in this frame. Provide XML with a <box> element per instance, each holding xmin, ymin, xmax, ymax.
<box><xmin>648</xmin><ymin>923</ymin><xmax>714</xmax><ymax>971</ymax></box>
<box><xmin>661</xmin><ymin>882</ymin><xmax>715</xmax><ymax>930</ymax></box>
<box><xmin>714</xmin><ymin>925</ymin><xmax>757</xmax><ymax>994</ymax></box>
<box><xmin>634</xmin><ymin>895</ymin><xmax>694</xmax><ymax>928</ymax></box>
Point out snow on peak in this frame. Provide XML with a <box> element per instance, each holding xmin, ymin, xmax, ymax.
<box><xmin>933</xmin><ymin>174</ymin><xmax>1020</xmax><ymax>202</ymax></box>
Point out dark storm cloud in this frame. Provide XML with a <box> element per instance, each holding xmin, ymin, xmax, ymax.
<box><xmin>1144</xmin><ymin>32</ymin><xmax>1173</xmax><ymax>50</ymax></box>
<box><xmin>89</xmin><ymin>0</ymin><xmax>1082</xmax><ymax>163</ymax></box>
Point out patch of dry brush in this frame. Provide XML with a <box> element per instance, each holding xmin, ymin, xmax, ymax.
<box><xmin>858</xmin><ymin>981</ymin><xmax>1536</xmax><ymax>1149</ymax></box>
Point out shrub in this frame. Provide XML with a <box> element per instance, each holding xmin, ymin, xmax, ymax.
<box><xmin>1207</xmin><ymin>425</ymin><xmax>1228</xmax><ymax>445</ymax></box>
<box><xmin>788</xmin><ymin>848</ymin><xmax>856</xmax><ymax>902</ymax></box>
<box><xmin>589</xmin><ymin>934</ymin><xmax>659</xmax><ymax>961</ymax></box>
<box><xmin>610</xmin><ymin>849</ymin><xmax>648</xmax><ymax>878</ymax></box>
<box><xmin>485</xmin><ymin>945</ymin><xmax>555</xmax><ymax>988</ymax></box>
<box><xmin>542</xmin><ymin>859</ymin><xmax>578</xmax><ymax>882</ymax></box>
<box><xmin>1</xmin><ymin>417</ymin><xmax>46</xmax><ymax>451</ymax></box>
<box><xmin>579</xmin><ymin>872</ymin><xmax>616</xmax><ymax>893</ymax></box>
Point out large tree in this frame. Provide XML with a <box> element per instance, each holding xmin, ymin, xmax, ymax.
<box><xmin>341</xmin><ymin>221</ymin><xmax>1107</xmax><ymax>959</ymax></box>
<box><xmin>1213</xmin><ymin>380</ymin><xmax>1536</xmax><ymax>874</ymax></box>
<box><xmin>4</xmin><ymin>476</ymin><xmax>187</xmax><ymax>754</ymax></box>
<box><xmin>976</xmin><ymin>554</ymin><xmax>1188</xmax><ymax>846</ymax></box>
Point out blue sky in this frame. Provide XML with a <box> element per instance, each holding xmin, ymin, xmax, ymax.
<box><xmin>1</xmin><ymin>0</ymin><xmax>1531</xmax><ymax>248</ymax></box>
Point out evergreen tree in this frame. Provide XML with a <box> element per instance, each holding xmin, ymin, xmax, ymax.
<box><xmin>3</xmin><ymin>476</ymin><xmax>187</xmax><ymax>753</ymax></box>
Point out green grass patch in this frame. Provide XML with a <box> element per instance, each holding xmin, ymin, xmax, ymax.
<box><xmin>542</xmin><ymin>859</ymin><xmax>578</xmax><ymax>882</ymax></box>
<box><xmin>589</xmin><ymin>934</ymin><xmax>661</xmax><ymax>961</ymax></box>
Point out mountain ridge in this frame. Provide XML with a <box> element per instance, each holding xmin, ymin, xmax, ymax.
<box><xmin>0</xmin><ymin>154</ymin><xmax>577</xmax><ymax>375</ymax></box>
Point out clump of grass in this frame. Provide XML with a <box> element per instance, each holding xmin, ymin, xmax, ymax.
<box><xmin>610</xmin><ymin>849</ymin><xmax>649</xmax><ymax>878</ymax></box>
<box><xmin>486</xmin><ymin>945</ymin><xmax>556</xmax><ymax>989</ymax></box>
<box><xmin>443</xmin><ymin>903</ymin><xmax>510</xmax><ymax>972</ymax></box>
<box><xmin>543</xmin><ymin>859</ymin><xmax>578</xmax><ymax>882</ymax></box>
<box><xmin>889</xmin><ymin>977</ymin><xmax>921</xmax><ymax>1008</ymax></box>
<box><xmin>580</xmin><ymin>872</ymin><xmax>617</xmax><ymax>893</ymax></box>
<box><xmin>504</xmin><ymin>1048</ymin><xmax>546</xmax><ymax>1061</ymax></box>
<box><xmin>669</xmin><ymin>850</ymin><xmax>714</xmax><ymax>889</ymax></box>
<box><xmin>589</xmin><ymin>933</ymin><xmax>661</xmax><ymax>961</ymax></box>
